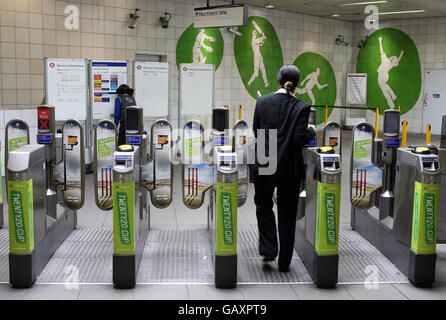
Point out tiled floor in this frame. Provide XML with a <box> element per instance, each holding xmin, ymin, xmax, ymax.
<box><xmin>0</xmin><ymin>131</ymin><xmax>445</xmax><ymax>300</ymax></box>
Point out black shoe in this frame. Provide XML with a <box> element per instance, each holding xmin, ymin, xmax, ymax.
<box><xmin>278</xmin><ymin>265</ymin><xmax>289</xmax><ymax>272</ymax></box>
<box><xmin>262</xmin><ymin>255</ymin><xmax>275</xmax><ymax>262</ymax></box>
<box><xmin>262</xmin><ymin>263</ymin><xmax>273</xmax><ymax>271</ymax></box>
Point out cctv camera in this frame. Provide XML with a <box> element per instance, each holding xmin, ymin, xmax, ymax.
<box><xmin>128</xmin><ymin>8</ymin><xmax>141</xmax><ymax>29</ymax></box>
<box><xmin>227</xmin><ymin>27</ymin><xmax>242</xmax><ymax>37</ymax></box>
<box><xmin>160</xmin><ymin>12</ymin><xmax>171</xmax><ymax>29</ymax></box>
<box><xmin>357</xmin><ymin>35</ymin><xmax>369</xmax><ymax>48</ymax></box>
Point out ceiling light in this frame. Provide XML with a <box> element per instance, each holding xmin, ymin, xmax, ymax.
<box><xmin>379</xmin><ymin>10</ymin><xmax>425</xmax><ymax>15</ymax></box>
<box><xmin>265</xmin><ymin>4</ymin><xmax>275</xmax><ymax>9</ymax></box>
<box><xmin>331</xmin><ymin>13</ymin><xmax>340</xmax><ymax>17</ymax></box>
<box><xmin>339</xmin><ymin>1</ymin><xmax>387</xmax><ymax>6</ymax></box>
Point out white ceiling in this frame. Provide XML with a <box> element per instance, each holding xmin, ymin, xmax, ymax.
<box><xmin>224</xmin><ymin>0</ymin><xmax>446</xmax><ymax>21</ymax></box>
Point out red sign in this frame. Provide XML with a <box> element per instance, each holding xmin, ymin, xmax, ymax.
<box><xmin>183</xmin><ymin>67</ymin><xmax>188</xmax><ymax>71</ymax></box>
<box><xmin>38</xmin><ymin>108</ymin><xmax>50</xmax><ymax>120</ymax></box>
<box><xmin>38</xmin><ymin>107</ymin><xmax>50</xmax><ymax>130</ymax></box>
<box><xmin>137</xmin><ymin>65</ymin><xmax>142</xmax><ymax>70</ymax></box>
<box><xmin>49</xmin><ymin>63</ymin><xmax>55</xmax><ymax>68</ymax></box>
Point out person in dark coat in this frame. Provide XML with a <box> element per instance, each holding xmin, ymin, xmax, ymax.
<box><xmin>114</xmin><ymin>84</ymin><xmax>136</xmax><ymax>146</ymax></box>
<box><xmin>252</xmin><ymin>65</ymin><xmax>316</xmax><ymax>272</ymax></box>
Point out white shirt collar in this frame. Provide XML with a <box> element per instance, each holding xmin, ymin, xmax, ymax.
<box><xmin>275</xmin><ymin>88</ymin><xmax>287</xmax><ymax>94</ymax></box>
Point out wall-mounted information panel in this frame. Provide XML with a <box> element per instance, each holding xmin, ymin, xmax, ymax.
<box><xmin>133</xmin><ymin>62</ymin><xmax>169</xmax><ymax>117</ymax></box>
<box><xmin>90</xmin><ymin>60</ymin><xmax>128</xmax><ymax>120</ymax></box>
<box><xmin>179</xmin><ymin>63</ymin><xmax>214</xmax><ymax>116</ymax></box>
<box><xmin>45</xmin><ymin>58</ymin><xmax>88</xmax><ymax>121</ymax></box>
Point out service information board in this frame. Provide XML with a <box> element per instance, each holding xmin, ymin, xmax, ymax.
<box><xmin>91</xmin><ymin>61</ymin><xmax>128</xmax><ymax>119</ymax></box>
<box><xmin>179</xmin><ymin>63</ymin><xmax>214</xmax><ymax>116</ymax></box>
<box><xmin>346</xmin><ymin>73</ymin><xmax>367</xmax><ymax>105</ymax></box>
<box><xmin>134</xmin><ymin>62</ymin><xmax>169</xmax><ymax>117</ymax></box>
<box><xmin>45</xmin><ymin>58</ymin><xmax>88</xmax><ymax>120</ymax></box>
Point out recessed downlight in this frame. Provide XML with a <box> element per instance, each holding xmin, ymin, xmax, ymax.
<box><xmin>339</xmin><ymin>1</ymin><xmax>387</xmax><ymax>6</ymax></box>
<box><xmin>379</xmin><ymin>10</ymin><xmax>425</xmax><ymax>15</ymax></box>
<box><xmin>265</xmin><ymin>4</ymin><xmax>275</xmax><ymax>9</ymax></box>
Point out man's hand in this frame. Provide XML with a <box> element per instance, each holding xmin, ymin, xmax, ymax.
<box><xmin>307</xmin><ymin>125</ymin><xmax>316</xmax><ymax>137</ymax></box>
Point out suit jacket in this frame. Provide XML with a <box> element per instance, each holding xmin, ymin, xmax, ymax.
<box><xmin>252</xmin><ymin>91</ymin><xmax>315</xmax><ymax>180</ymax></box>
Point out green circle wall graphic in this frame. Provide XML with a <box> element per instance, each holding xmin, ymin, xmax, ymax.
<box><xmin>176</xmin><ymin>24</ymin><xmax>224</xmax><ymax>70</ymax></box>
<box><xmin>356</xmin><ymin>28</ymin><xmax>421</xmax><ymax>115</ymax></box>
<box><xmin>234</xmin><ymin>16</ymin><xmax>283</xmax><ymax>99</ymax></box>
<box><xmin>293</xmin><ymin>52</ymin><xmax>337</xmax><ymax>125</ymax></box>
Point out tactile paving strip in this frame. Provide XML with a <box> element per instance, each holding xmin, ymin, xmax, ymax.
<box><xmin>0</xmin><ymin>228</ymin><xmax>409</xmax><ymax>284</ymax></box>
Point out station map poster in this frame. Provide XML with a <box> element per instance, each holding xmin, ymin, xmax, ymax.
<box><xmin>90</xmin><ymin>61</ymin><xmax>128</xmax><ymax>119</ymax></box>
<box><xmin>45</xmin><ymin>58</ymin><xmax>88</xmax><ymax>121</ymax></box>
<box><xmin>179</xmin><ymin>63</ymin><xmax>214</xmax><ymax>116</ymax></box>
<box><xmin>133</xmin><ymin>62</ymin><xmax>169</xmax><ymax>117</ymax></box>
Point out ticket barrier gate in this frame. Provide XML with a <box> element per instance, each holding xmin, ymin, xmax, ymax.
<box><xmin>294</xmin><ymin>146</ymin><xmax>341</xmax><ymax>288</ymax></box>
<box><xmin>7</xmin><ymin>105</ymin><xmax>85</xmax><ymax>287</ymax></box>
<box><xmin>296</xmin><ymin>110</ymin><xmax>342</xmax><ymax>219</ymax></box>
<box><xmin>94</xmin><ymin>106</ymin><xmax>173</xmax><ymax>288</ymax></box>
<box><xmin>351</xmin><ymin>110</ymin><xmax>441</xmax><ymax>287</ymax></box>
<box><xmin>181</xmin><ymin>107</ymin><xmax>249</xmax><ymax>288</ymax></box>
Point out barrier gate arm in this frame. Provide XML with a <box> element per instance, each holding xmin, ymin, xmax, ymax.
<box><xmin>53</xmin><ymin>119</ymin><xmax>86</xmax><ymax>210</ymax></box>
<box><xmin>141</xmin><ymin>119</ymin><xmax>173</xmax><ymax>209</ymax></box>
<box><xmin>181</xmin><ymin>120</ymin><xmax>213</xmax><ymax>210</ymax></box>
<box><xmin>94</xmin><ymin>120</ymin><xmax>117</xmax><ymax>211</ymax></box>
<box><xmin>233</xmin><ymin>119</ymin><xmax>250</xmax><ymax>207</ymax></box>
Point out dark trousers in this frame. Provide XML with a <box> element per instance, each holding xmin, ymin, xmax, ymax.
<box><xmin>253</xmin><ymin>173</ymin><xmax>300</xmax><ymax>270</ymax></box>
<box><xmin>118</xmin><ymin>124</ymin><xmax>126</xmax><ymax>146</ymax></box>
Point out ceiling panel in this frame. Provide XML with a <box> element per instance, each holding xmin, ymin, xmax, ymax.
<box><xmin>222</xmin><ymin>0</ymin><xmax>446</xmax><ymax>21</ymax></box>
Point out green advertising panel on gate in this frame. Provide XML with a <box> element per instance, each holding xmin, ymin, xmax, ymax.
<box><xmin>113</xmin><ymin>181</ymin><xmax>135</xmax><ymax>255</ymax></box>
<box><xmin>316</xmin><ymin>182</ymin><xmax>341</xmax><ymax>255</ymax></box>
<box><xmin>216</xmin><ymin>182</ymin><xmax>237</xmax><ymax>255</ymax></box>
<box><xmin>411</xmin><ymin>182</ymin><xmax>440</xmax><ymax>255</ymax></box>
<box><xmin>8</xmin><ymin>179</ymin><xmax>34</xmax><ymax>254</ymax></box>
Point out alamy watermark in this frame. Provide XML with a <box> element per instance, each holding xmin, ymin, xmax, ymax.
<box><xmin>65</xmin><ymin>5</ymin><xmax>79</xmax><ymax>30</ymax></box>
<box><xmin>64</xmin><ymin>264</ymin><xmax>80</xmax><ymax>290</ymax></box>
<box><xmin>364</xmin><ymin>5</ymin><xmax>380</xmax><ymax>30</ymax></box>
<box><xmin>364</xmin><ymin>265</ymin><xmax>380</xmax><ymax>290</ymax></box>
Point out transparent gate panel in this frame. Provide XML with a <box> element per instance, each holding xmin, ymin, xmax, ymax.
<box><xmin>234</xmin><ymin>119</ymin><xmax>249</xmax><ymax>207</ymax></box>
<box><xmin>350</xmin><ymin>123</ymin><xmax>382</xmax><ymax>209</ymax></box>
<box><xmin>61</xmin><ymin>120</ymin><xmax>85</xmax><ymax>210</ymax></box>
<box><xmin>141</xmin><ymin>119</ymin><xmax>173</xmax><ymax>209</ymax></box>
<box><xmin>94</xmin><ymin>120</ymin><xmax>116</xmax><ymax>210</ymax></box>
<box><xmin>5</xmin><ymin>119</ymin><xmax>30</xmax><ymax>169</ymax></box>
<box><xmin>323</xmin><ymin>122</ymin><xmax>342</xmax><ymax>155</ymax></box>
<box><xmin>182</xmin><ymin>120</ymin><xmax>212</xmax><ymax>209</ymax></box>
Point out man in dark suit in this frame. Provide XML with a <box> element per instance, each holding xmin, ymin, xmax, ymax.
<box><xmin>252</xmin><ymin>65</ymin><xmax>315</xmax><ymax>272</ymax></box>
